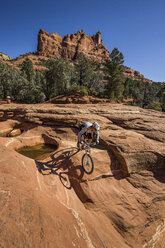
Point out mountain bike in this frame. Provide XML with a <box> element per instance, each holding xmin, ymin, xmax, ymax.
<box><xmin>79</xmin><ymin>141</ymin><xmax>95</xmax><ymax>174</ymax></box>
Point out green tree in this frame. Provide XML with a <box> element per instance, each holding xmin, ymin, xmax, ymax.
<box><xmin>159</xmin><ymin>85</ymin><xmax>165</xmax><ymax>111</ymax></box>
<box><xmin>75</xmin><ymin>53</ymin><xmax>93</xmax><ymax>87</ymax></box>
<box><xmin>0</xmin><ymin>61</ymin><xmax>11</xmax><ymax>98</ymax></box>
<box><xmin>145</xmin><ymin>100</ymin><xmax>162</xmax><ymax>111</ymax></box>
<box><xmin>21</xmin><ymin>57</ymin><xmax>35</xmax><ymax>81</ymax></box>
<box><xmin>104</xmin><ymin>48</ymin><xmax>125</xmax><ymax>100</ymax></box>
<box><xmin>44</xmin><ymin>58</ymin><xmax>75</xmax><ymax>99</ymax></box>
<box><xmin>74</xmin><ymin>53</ymin><xmax>104</xmax><ymax>95</ymax></box>
<box><xmin>10</xmin><ymin>69</ymin><xmax>27</xmax><ymax>101</ymax></box>
<box><xmin>123</xmin><ymin>78</ymin><xmax>164</xmax><ymax>110</ymax></box>
<box><xmin>35</xmin><ymin>71</ymin><xmax>42</xmax><ymax>86</ymax></box>
<box><xmin>15</xmin><ymin>79</ymin><xmax>45</xmax><ymax>103</ymax></box>
<box><xmin>161</xmin><ymin>92</ymin><xmax>165</xmax><ymax>111</ymax></box>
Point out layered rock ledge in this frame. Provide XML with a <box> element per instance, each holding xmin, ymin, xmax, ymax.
<box><xmin>0</xmin><ymin>102</ymin><xmax>165</xmax><ymax>247</ymax></box>
<box><xmin>0</xmin><ymin>103</ymin><xmax>165</xmax><ymax>175</ymax></box>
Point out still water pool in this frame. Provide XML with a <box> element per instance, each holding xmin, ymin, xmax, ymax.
<box><xmin>17</xmin><ymin>144</ymin><xmax>56</xmax><ymax>160</ymax></box>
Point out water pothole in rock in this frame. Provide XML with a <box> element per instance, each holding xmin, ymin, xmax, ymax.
<box><xmin>16</xmin><ymin>143</ymin><xmax>58</xmax><ymax>160</ymax></box>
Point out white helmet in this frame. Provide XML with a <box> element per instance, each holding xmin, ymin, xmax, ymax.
<box><xmin>92</xmin><ymin>122</ymin><xmax>100</xmax><ymax>131</ymax></box>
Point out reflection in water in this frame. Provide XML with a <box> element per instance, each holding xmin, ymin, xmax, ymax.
<box><xmin>17</xmin><ymin>144</ymin><xmax>57</xmax><ymax>160</ymax></box>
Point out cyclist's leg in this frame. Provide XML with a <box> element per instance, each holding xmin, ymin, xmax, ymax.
<box><xmin>86</xmin><ymin>132</ymin><xmax>92</xmax><ymax>144</ymax></box>
<box><xmin>77</xmin><ymin>132</ymin><xmax>85</xmax><ymax>150</ymax></box>
<box><xmin>77</xmin><ymin>126</ymin><xmax>83</xmax><ymax>149</ymax></box>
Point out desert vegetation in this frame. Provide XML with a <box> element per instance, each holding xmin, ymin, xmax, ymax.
<box><xmin>0</xmin><ymin>49</ymin><xmax>165</xmax><ymax>111</ymax></box>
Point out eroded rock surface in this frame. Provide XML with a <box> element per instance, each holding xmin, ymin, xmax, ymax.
<box><xmin>49</xmin><ymin>92</ymin><xmax>112</xmax><ymax>104</ymax></box>
<box><xmin>0</xmin><ymin>103</ymin><xmax>165</xmax><ymax>174</ymax></box>
<box><xmin>0</xmin><ymin>103</ymin><xmax>165</xmax><ymax>247</ymax></box>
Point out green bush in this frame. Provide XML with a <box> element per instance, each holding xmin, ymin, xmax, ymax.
<box><xmin>145</xmin><ymin>100</ymin><xmax>162</xmax><ymax>111</ymax></box>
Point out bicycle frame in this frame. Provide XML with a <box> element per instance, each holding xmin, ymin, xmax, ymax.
<box><xmin>81</xmin><ymin>141</ymin><xmax>91</xmax><ymax>154</ymax></box>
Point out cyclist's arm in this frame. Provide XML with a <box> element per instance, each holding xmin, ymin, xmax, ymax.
<box><xmin>96</xmin><ymin>130</ymin><xmax>99</xmax><ymax>144</ymax></box>
<box><xmin>78</xmin><ymin>127</ymin><xmax>88</xmax><ymax>142</ymax></box>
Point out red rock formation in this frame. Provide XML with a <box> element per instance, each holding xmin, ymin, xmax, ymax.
<box><xmin>37</xmin><ymin>29</ymin><xmax>110</xmax><ymax>63</ymax></box>
<box><xmin>0</xmin><ymin>102</ymin><xmax>165</xmax><ymax>174</ymax></box>
<box><xmin>123</xmin><ymin>66</ymin><xmax>153</xmax><ymax>83</ymax></box>
<box><xmin>0</xmin><ymin>103</ymin><xmax>165</xmax><ymax>247</ymax></box>
<box><xmin>0</xmin><ymin>52</ymin><xmax>11</xmax><ymax>61</ymax></box>
<box><xmin>1</xmin><ymin>31</ymin><xmax>154</xmax><ymax>83</ymax></box>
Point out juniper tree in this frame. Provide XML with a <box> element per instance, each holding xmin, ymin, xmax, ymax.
<box><xmin>104</xmin><ymin>48</ymin><xmax>125</xmax><ymax>100</ymax></box>
<box><xmin>21</xmin><ymin>57</ymin><xmax>35</xmax><ymax>81</ymax></box>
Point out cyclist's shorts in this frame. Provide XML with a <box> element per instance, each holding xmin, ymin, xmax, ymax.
<box><xmin>83</xmin><ymin>132</ymin><xmax>93</xmax><ymax>140</ymax></box>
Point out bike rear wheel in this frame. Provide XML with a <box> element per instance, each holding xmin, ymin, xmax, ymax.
<box><xmin>82</xmin><ymin>154</ymin><xmax>94</xmax><ymax>174</ymax></box>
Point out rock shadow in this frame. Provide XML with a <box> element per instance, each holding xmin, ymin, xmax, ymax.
<box><xmin>151</xmin><ymin>168</ymin><xmax>165</xmax><ymax>183</ymax></box>
<box><xmin>14</xmin><ymin>121</ymin><xmax>39</xmax><ymax>132</ymax></box>
<box><xmin>96</xmin><ymin>141</ymin><xmax>126</xmax><ymax>180</ymax></box>
<box><xmin>35</xmin><ymin>147</ymin><xmax>84</xmax><ymax>190</ymax></box>
<box><xmin>99</xmin><ymin>138</ymin><xmax>130</xmax><ymax>178</ymax></box>
<box><xmin>35</xmin><ymin>147</ymin><xmax>96</xmax><ymax>203</ymax></box>
<box><xmin>107</xmin><ymin>148</ymin><xmax>125</xmax><ymax>180</ymax></box>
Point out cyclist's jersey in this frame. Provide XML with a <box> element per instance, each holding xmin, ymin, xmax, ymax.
<box><xmin>80</xmin><ymin>122</ymin><xmax>93</xmax><ymax>130</ymax></box>
<box><xmin>78</xmin><ymin>122</ymin><xmax>99</xmax><ymax>142</ymax></box>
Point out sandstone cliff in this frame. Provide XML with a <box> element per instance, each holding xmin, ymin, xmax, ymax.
<box><xmin>0</xmin><ymin>103</ymin><xmax>165</xmax><ymax>247</ymax></box>
<box><xmin>0</xmin><ymin>52</ymin><xmax>11</xmax><ymax>61</ymax></box>
<box><xmin>1</xmin><ymin>30</ymin><xmax>154</xmax><ymax>83</ymax></box>
<box><xmin>123</xmin><ymin>66</ymin><xmax>153</xmax><ymax>83</ymax></box>
<box><xmin>37</xmin><ymin>29</ymin><xmax>110</xmax><ymax>63</ymax></box>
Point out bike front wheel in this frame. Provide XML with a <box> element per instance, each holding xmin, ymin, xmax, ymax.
<box><xmin>82</xmin><ymin>154</ymin><xmax>94</xmax><ymax>174</ymax></box>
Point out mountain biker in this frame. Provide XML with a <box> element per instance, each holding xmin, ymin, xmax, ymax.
<box><xmin>77</xmin><ymin>121</ymin><xmax>100</xmax><ymax>150</ymax></box>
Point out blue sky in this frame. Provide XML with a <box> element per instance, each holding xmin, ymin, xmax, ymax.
<box><xmin>0</xmin><ymin>0</ymin><xmax>165</xmax><ymax>82</ymax></box>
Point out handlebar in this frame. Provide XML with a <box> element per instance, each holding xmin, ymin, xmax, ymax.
<box><xmin>81</xmin><ymin>141</ymin><xmax>96</xmax><ymax>147</ymax></box>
